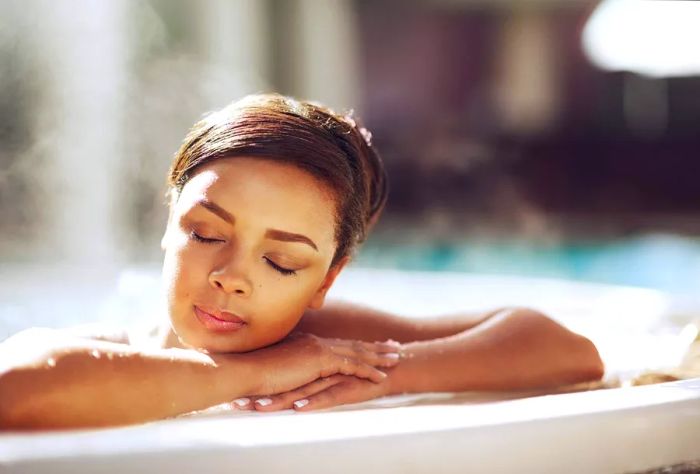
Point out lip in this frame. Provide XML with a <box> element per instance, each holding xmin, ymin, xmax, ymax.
<box><xmin>194</xmin><ymin>305</ymin><xmax>247</xmax><ymax>332</ymax></box>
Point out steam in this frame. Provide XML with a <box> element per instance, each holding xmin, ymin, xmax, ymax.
<box><xmin>0</xmin><ymin>0</ymin><xmax>272</xmax><ymax>265</ymax></box>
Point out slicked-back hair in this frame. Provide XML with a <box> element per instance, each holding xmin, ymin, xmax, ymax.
<box><xmin>167</xmin><ymin>94</ymin><xmax>388</xmax><ymax>266</ymax></box>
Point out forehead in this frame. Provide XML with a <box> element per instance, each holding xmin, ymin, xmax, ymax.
<box><xmin>176</xmin><ymin>157</ymin><xmax>338</xmax><ymax>242</ymax></box>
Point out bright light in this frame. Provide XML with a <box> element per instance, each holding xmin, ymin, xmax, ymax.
<box><xmin>582</xmin><ymin>0</ymin><xmax>700</xmax><ymax>77</ymax></box>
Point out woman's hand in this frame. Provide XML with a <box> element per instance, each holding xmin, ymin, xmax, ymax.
<box><xmin>229</xmin><ymin>332</ymin><xmax>401</xmax><ymax>397</ymax></box>
<box><xmin>232</xmin><ymin>336</ymin><xmax>405</xmax><ymax>412</ymax></box>
<box><xmin>232</xmin><ymin>309</ymin><xmax>605</xmax><ymax>413</ymax></box>
<box><xmin>233</xmin><ymin>374</ymin><xmax>392</xmax><ymax>412</ymax></box>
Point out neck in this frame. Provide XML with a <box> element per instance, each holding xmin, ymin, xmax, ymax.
<box><xmin>157</xmin><ymin>323</ymin><xmax>187</xmax><ymax>350</ymax></box>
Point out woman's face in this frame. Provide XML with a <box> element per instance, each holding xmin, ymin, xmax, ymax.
<box><xmin>161</xmin><ymin>157</ymin><xmax>345</xmax><ymax>353</ymax></box>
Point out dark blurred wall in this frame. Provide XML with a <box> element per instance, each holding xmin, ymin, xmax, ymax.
<box><xmin>356</xmin><ymin>1</ymin><xmax>700</xmax><ymax>238</ymax></box>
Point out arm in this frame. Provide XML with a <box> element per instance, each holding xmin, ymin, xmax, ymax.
<box><xmin>0</xmin><ymin>329</ymin><xmax>397</xmax><ymax>430</ymax></box>
<box><xmin>299</xmin><ymin>302</ymin><xmax>604</xmax><ymax>388</ymax></box>
<box><xmin>386</xmin><ymin>308</ymin><xmax>604</xmax><ymax>393</ymax></box>
<box><xmin>250</xmin><ymin>308</ymin><xmax>605</xmax><ymax>412</ymax></box>
<box><xmin>0</xmin><ymin>328</ymin><xmax>258</xmax><ymax>430</ymax></box>
<box><xmin>296</xmin><ymin>300</ymin><xmax>504</xmax><ymax>343</ymax></box>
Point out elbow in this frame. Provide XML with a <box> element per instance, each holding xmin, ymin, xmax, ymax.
<box><xmin>0</xmin><ymin>377</ymin><xmax>10</xmax><ymax>430</ymax></box>
<box><xmin>0</xmin><ymin>329</ymin><xmax>66</xmax><ymax>430</ymax></box>
<box><xmin>0</xmin><ymin>404</ymin><xmax>18</xmax><ymax>431</ymax></box>
<box><xmin>0</xmin><ymin>368</ymin><xmax>69</xmax><ymax>431</ymax></box>
<box><xmin>502</xmin><ymin>308</ymin><xmax>606</xmax><ymax>384</ymax></box>
<box><xmin>0</xmin><ymin>341</ymin><xmax>30</xmax><ymax>430</ymax></box>
<box><xmin>574</xmin><ymin>335</ymin><xmax>605</xmax><ymax>382</ymax></box>
<box><xmin>0</xmin><ymin>361</ymin><xmax>57</xmax><ymax>431</ymax></box>
<box><xmin>0</xmin><ymin>370</ymin><xmax>29</xmax><ymax>430</ymax></box>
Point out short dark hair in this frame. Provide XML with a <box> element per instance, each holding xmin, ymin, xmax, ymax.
<box><xmin>167</xmin><ymin>93</ymin><xmax>388</xmax><ymax>265</ymax></box>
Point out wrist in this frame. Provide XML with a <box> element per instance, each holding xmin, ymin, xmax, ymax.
<box><xmin>385</xmin><ymin>343</ymin><xmax>420</xmax><ymax>395</ymax></box>
<box><xmin>385</xmin><ymin>337</ymin><xmax>462</xmax><ymax>395</ymax></box>
<box><xmin>208</xmin><ymin>351</ymin><xmax>261</xmax><ymax>398</ymax></box>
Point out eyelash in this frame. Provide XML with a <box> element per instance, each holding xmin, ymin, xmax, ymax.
<box><xmin>190</xmin><ymin>231</ymin><xmax>297</xmax><ymax>276</ymax></box>
<box><xmin>263</xmin><ymin>257</ymin><xmax>297</xmax><ymax>276</ymax></box>
<box><xmin>190</xmin><ymin>231</ymin><xmax>222</xmax><ymax>244</ymax></box>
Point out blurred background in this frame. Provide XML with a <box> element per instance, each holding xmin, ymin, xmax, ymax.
<box><xmin>2</xmin><ymin>0</ymin><xmax>700</xmax><ymax>309</ymax></box>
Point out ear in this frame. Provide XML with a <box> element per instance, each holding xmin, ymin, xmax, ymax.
<box><xmin>308</xmin><ymin>256</ymin><xmax>350</xmax><ymax>310</ymax></box>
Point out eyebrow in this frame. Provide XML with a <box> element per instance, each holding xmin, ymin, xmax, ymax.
<box><xmin>194</xmin><ymin>199</ymin><xmax>319</xmax><ymax>251</ymax></box>
<box><xmin>196</xmin><ymin>199</ymin><xmax>236</xmax><ymax>225</ymax></box>
<box><xmin>264</xmin><ymin>229</ymin><xmax>318</xmax><ymax>251</ymax></box>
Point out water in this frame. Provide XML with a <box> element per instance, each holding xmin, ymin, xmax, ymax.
<box><xmin>357</xmin><ymin>233</ymin><xmax>700</xmax><ymax>295</ymax></box>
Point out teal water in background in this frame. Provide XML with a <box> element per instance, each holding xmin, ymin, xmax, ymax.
<box><xmin>355</xmin><ymin>234</ymin><xmax>700</xmax><ymax>295</ymax></box>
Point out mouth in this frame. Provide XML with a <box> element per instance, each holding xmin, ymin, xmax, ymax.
<box><xmin>194</xmin><ymin>305</ymin><xmax>247</xmax><ymax>332</ymax></box>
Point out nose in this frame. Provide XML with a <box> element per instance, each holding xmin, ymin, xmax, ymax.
<box><xmin>208</xmin><ymin>260</ymin><xmax>253</xmax><ymax>297</ymax></box>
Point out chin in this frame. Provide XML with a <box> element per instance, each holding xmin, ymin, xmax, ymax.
<box><xmin>180</xmin><ymin>330</ymin><xmax>274</xmax><ymax>354</ymax></box>
<box><xmin>171</xmin><ymin>312</ymin><xmax>296</xmax><ymax>353</ymax></box>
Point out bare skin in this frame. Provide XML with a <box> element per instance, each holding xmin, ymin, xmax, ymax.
<box><xmin>240</xmin><ymin>303</ymin><xmax>605</xmax><ymax>412</ymax></box>
<box><xmin>0</xmin><ymin>158</ymin><xmax>604</xmax><ymax>429</ymax></box>
<box><xmin>0</xmin><ymin>302</ymin><xmax>604</xmax><ymax>430</ymax></box>
<box><xmin>0</xmin><ymin>327</ymin><xmax>400</xmax><ymax>430</ymax></box>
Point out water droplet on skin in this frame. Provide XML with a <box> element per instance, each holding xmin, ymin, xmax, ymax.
<box><xmin>46</xmin><ymin>358</ymin><xmax>56</xmax><ymax>367</ymax></box>
<box><xmin>91</xmin><ymin>350</ymin><xmax>101</xmax><ymax>359</ymax></box>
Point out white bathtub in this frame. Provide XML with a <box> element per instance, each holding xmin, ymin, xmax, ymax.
<box><xmin>1</xmin><ymin>267</ymin><xmax>699</xmax><ymax>473</ymax></box>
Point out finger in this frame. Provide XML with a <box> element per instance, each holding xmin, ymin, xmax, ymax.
<box><xmin>330</xmin><ymin>344</ymin><xmax>400</xmax><ymax>368</ymax></box>
<box><xmin>253</xmin><ymin>376</ymin><xmax>346</xmax><ymax>412</ymax></box>
<box><xmin>231</xmin><ymin>397</ymin><xmax>253</xmax><ymax>410</ymax></box>
<box><xmin>333</xmin><ymin>339</ymin><xmax>400</xmax><ymax>354</ymax></box>
<box><xmin>333</xmin><ymin>357</ymin><xmax>388</xmax><ymax>383</ymax></box>
<box><xmin>373</xmin><ymin>339</ymin><xmax>403</xmax><ymax>353</ymax></box>
<box><xmin>252</xmin><ymin>396</ymin><xmax>274</xmax><ymax>410</ymax></box>
<box><xmin>293</xmin><ymin>382</ymin><xmax>360</xmax><ymax>412</ymax></box>
<box><xmin>254</xmin><ymin>378</ymin><xmax>341</xmax><ymax>412</ymax></box>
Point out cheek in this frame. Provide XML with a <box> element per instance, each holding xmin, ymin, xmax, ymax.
<box><xmin>249</xmin><ymin>290</ymin><xmax>310</xmax><ymax>346</ymax></box>
<box><xmin>163</xmin><ymin>244</ymin><xmax>208</xmax><ymax>304</ymax></box>
<box><xmin>258</xmin><ymin>274</ymin><xmax>324</xmax><ymax>319</ymax></box>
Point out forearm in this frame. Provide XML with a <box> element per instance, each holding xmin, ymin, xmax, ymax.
<box><xmin>299</xmin><ymin>301</ymin><xmax>503</xmax><ymax>343</ymax></box>
<box><xmin>0</xmin><ymin>330</ymin><xmax>258</xmax><ymax>430</ymax></box>
<box><xmin>387</xmin><ymin>309</ymin><xmax>604</xmax><ymax>394</ymax></box>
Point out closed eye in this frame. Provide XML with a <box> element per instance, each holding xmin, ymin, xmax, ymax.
<box><xmin>263</xmin><ymin>257</ymin><xmax>297</xmax><ymax>276</ymax></box>
<box><xmin>190</xmin><ymin>231</ymin><xmax>224</xmax><ymax>244</ymax></box>
<box><xmin>189</xmin><ymin>230</ymin><xmax>296</xmax><ymax>275</ymax></box>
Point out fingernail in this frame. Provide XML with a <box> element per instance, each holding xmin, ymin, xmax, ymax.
<box><xmin>382</xmin><ymin>352</ymin><xmax>400</xmax><ymax>359</ymax></box>
<box><xmin>233</xmin><ymin>398</ymin><xmax>250</xmax><ymax>407</ymax></box>
<box><xmin>255</xmin><ymin>398</ymin><xmax>272</xmax><ymax>407</ymax></box>
<box><xmin>293</xmin><ymin>399</ymin><xmax>309</xmax><ymax>409</ymax></box>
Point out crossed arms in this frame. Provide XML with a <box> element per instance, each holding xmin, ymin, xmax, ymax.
<box><xmin>0</xmin><ymin>302</ymin><xmax>603</xmax><ymax>429</ymax></box>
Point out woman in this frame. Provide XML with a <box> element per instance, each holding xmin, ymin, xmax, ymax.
<box><xmin>0</xmin><ymin>94</ymin><xmax>604</xmax><ymax>430</ymax></box>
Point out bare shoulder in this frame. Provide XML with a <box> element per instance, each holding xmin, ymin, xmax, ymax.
<box><xmin>3</xmin><ymin>323</ymin><xmax>164</xmax><ymax>347</ymax></box>
<box><xmin>59</xmin><ymin>323</ymin><xmax>132</xmax><ymax>344</ymax></box>
<box><xmin>0</xmin><ymin>325</ymin><xmax>134</xmax><ymax>372</ymax></box>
